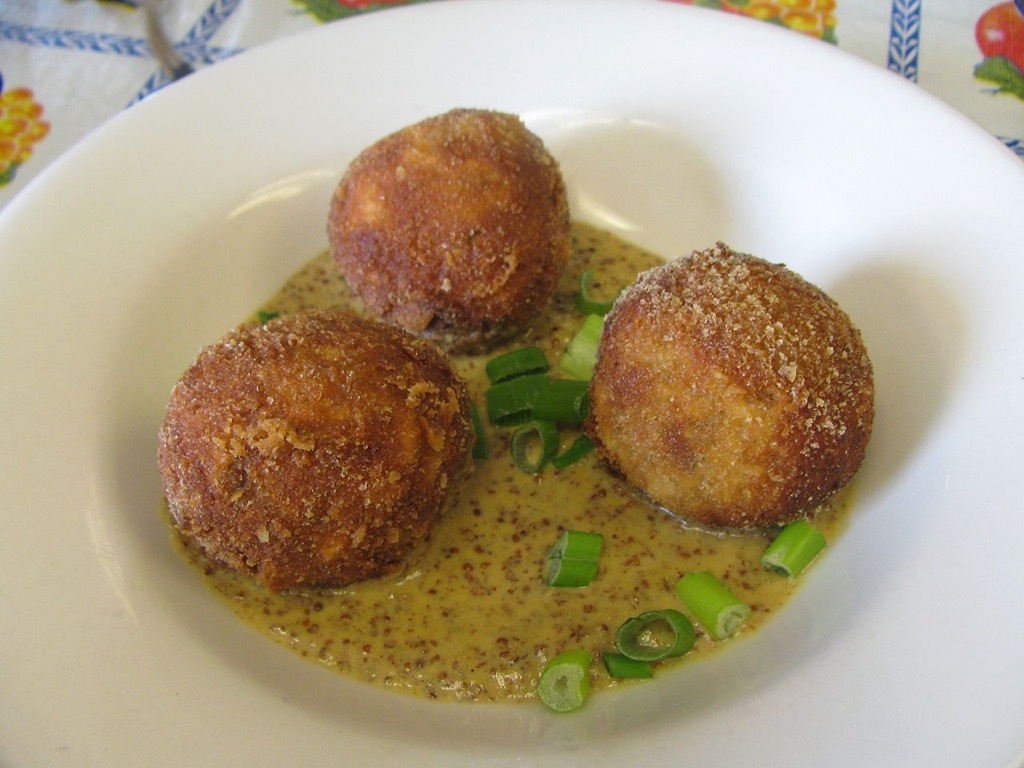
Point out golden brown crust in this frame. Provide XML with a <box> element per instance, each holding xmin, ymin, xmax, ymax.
<box><xmin>585</xmin><ymin>243</ymin><xmax>874</xmax><ymax>529</ymax></box>
<box><xmin>327</xmin><ymin>108</ymin><xmax>571</xmax><ymax>353</ymax></box>
<box><xmin>157</xmin><ymin>310</ymin><xmax>473</xmax><ymax>591</ymax></box>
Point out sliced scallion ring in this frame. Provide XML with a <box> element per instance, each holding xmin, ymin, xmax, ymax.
<box><xmin>485</xmin><ymin>346</ymin><xmax>550</xmax><ymax>384</ymax></box>
<box><xmin>545</xmin><ymin>530</ymin><xmax>604</xmax><ymax>587</ymax></box>
<box><xmin>552</xmin><ymin>434</ymin><xmax>595</xmax><ymax>470</ymax></box>
<box><xmin>545</xmin><ymin>556</ymin><xmax>599</xmax><ymax>588</ymax></box>
<box><xmin>615</xmin><ymin>609</ymin><xmax>696</xmax><ymax>661</ymax></box>
<box><xmin>532</xmin><ymin>378</ymin><xmax>590</xmax><ymax>424</ymax></box>
<box><xmin>548</xmin><ymin>529</ymin><xmax>604</xmax><ymax>562</ymax></box>
<box><xmin>510</xmin><ymin>420</ymin><xmax>560</xmax><ymax>473</ymax></box>
<box><xmin>675</xmin><ymin>571</ymin><xmax>751</xmax><ymax>640</ymax></box>
<box><xmin>537</xmin><ymin>649</ymin><xmax>592</xmax><ymax>713</ymax></box>
<box><xmin>558</xmin><ymin>314</ymin><xmax>604</xmax><ymax>381</ymax></box>
<box><xmin>761</xmin><ymin>520</ymin><xmax>826</xmax><ymax>578</ymax></box>
<box><xmin>602</xmin><ymin>652</ymin><xmax>654</xmax><ymax>679</ymax></box>
<box><xmin>575</xmin><ymin>270</ymin><xmax>620</xmax><ymax>316</ymax></box>
<box><xmin>468</xmin><ymin>402</ymin><xmax>488</xmax><ymax>460</ymax></box>
<box><xmin>485</xmin><ymin>374</ymin><xmax>546</xmax><ymax>427</ymax></box>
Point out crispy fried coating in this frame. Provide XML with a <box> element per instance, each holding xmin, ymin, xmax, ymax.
<box><xmin>327</xmin><ymin>108</ymin><xmax>571</xmax><ymax>353</ymax></box>
<box><xmin>585</xmin><ymin>244</ymin><xmax>874</xmax><ymax>529</ymax></box>
<box><xmin>158</xmin><ymin>310</ymin><xmax>473</xmax><ymax>591</ymax></box>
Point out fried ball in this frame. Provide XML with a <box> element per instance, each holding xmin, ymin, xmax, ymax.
<box><xmin>327</xmin><ymin>108</ymin><xmax>571</xmax><ymax>353</ymax></box>
<box><xmin>585</xmin><ymin>243</ymin><xmax>874</xmax><ymax>530</ymax></box>
<box><xmin>157</xmin><ymin>310</ymin><xmax>473</xmax><ymax>591</ymax></box>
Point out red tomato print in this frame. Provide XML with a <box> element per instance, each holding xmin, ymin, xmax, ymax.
<box><xmin>976</xmin><ymin>2</ymin><xmax>1024</xmax><ymax>72</ymax></box>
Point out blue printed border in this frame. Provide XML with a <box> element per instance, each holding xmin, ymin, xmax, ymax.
<box><xmin>999</xmin><ymin>136</ymin><xmax>1024</xmax><ymax>158</ymax></box>
<box><xmin>887</xmin><ymin>0</ymin><xmax>921</xmax><ymax>82</ymax></box>
<box><xmin>133</xmin><ymin>0</ymin><xmax>247</xmax><ymax>101</ymax></box>
<box><xmin>0</xmin><ymin>0</ymin><xmax>245</xmax><ymax>104</ymax></box>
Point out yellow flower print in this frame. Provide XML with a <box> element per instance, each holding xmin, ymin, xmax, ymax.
<box><xmin>665</xmin><ymin>0</ymin><xmax>838</xmax><ymax>43</ymax></box>
<box><xmin>0</xmin><ymin>85</ymin><xmax>52</xmax><ymax>185</ymax></box>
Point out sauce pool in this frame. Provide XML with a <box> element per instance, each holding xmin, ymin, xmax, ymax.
<box><xmin>170</xmin><ymin>221</ymin><xmax>851</xmax><ymax>702</ymax></box>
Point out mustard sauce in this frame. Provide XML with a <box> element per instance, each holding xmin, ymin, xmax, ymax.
<box><xmin>171</xmin><ymin>222</ymin><xmax>850</xmax><ymax>702</ymax></box>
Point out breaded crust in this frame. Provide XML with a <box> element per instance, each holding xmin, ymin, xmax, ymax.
<box><xmin>327</xmin><ymin>108</ymin><xmax>571</xmax><ymax>353</ymax></box>
<box><xmin>157</xmin><ymin>310</ymin><xmax>473</xmax><ymax>591</ymax></box>
<box><xmin>585</xmin><ymin>243</ymin><xmax>874</xmax><ymax>529</ymax></box>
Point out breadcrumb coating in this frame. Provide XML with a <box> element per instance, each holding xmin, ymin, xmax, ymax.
<box><xmin>158</xmin><ymin>310</ymin><xmax>473</xmax><ymax>590</ymax></box>
<box><xmin>327</xmin><ymin>108</ymin><xmax>570</xmax><ymax>353</ymax></box>
<box><xmin>585</xmin><ymin>243</ymin><xmax>874</xmax><ymax>529</ymax></box>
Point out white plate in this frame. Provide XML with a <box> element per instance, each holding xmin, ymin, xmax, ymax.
<box><xmin>2</xmin><ymin>0</ymin><xmax>1023</xmax><ymax>765</ymax></box>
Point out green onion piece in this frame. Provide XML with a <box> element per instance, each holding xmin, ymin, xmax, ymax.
<box><xmin>510</xmin><ymin>420</ymin><xmax>560</xmax><ymax>473</ymax></box>
<box><xmin>545</xmin><ymin>530</ymin><xmax>604</xmax><ymax>587</ymax></box>
<box><xmin>675</xmin><ymin>572</ymin><xmax>751</xmax><ymax>641</ymax></box>
<box><xmin>532</xmin><ymin>378</ymin><xmax>590</xmax><ymax>424</ymax></box>
<box><xmin>537</xmin><ymin>649</ymin><xmax>592</xmax><ymax>712</ymax></box>
<box><xmin>485</xmin><ymin>346</ymin><xmax>550</xmax><ymax>384</ymax></box>
<box><xmin>545</xmin><ymin>556</ymin><xmax>599</xmax><ymax>588</ymax></box>
<box><xmin>257</xmin><ymin>310</ymin><xmax>280</xmax><ymax>324</ymax></box>
<box><xmin>549</xmin><ymin>529</ymin><xmax>605</xmax><ymax>562</ymax></box>
<box><xmin>558</xmin><ymin>314</ymin><xmax>604</xmax><ymax>381</ymax></box>
<box><xmin>552</xmin><ymin>434</ymin><xmax>595</xmax><ymax>470</ymax></box>
<box><xmin>469</xmin><ymin>403</ymin><xmax>488</xmax><ymax>460</ymax></box>
<box><xmin>485</xmin><ymin>374</ymin><xmax>546</xmax><ymax>426</ymax></box>
<box><xmin>615</xmin><ymin>609</ymin><xmax>696</xmax><ymax>661</ymax></box>
<box><xmin>602</xmin><ymin>652</ymin><xmax>654</xmax><ymax>679</ymax></box>
<box><xmin>761</xmin><ymin>520</ymin><xmax>826</xmax><ymax>578</ymax></box>
<box><xmin>575</xmin><ymin>270</ymin><xmax>620</xmax><ymax>316</ymax></box>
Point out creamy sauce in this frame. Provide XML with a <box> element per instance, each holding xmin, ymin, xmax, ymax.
<box><xmin>171</xmin><ymin>222</ymin><xmax>850</xmax><ymax>702</ymax></box>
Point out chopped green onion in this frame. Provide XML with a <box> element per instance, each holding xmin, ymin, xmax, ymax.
<box><xmin>537</xmin><ymin>649</ymin><xmax>592</xmax><ymax>712</ymax></box>
<box><xmin>545</xmin><ymin>530</ymin><xmax>604</xmax><ymax>587</ymax></box>
<box><xmin>675</xmin><ymin>572</ymin><xmax>751</xmax><ymax>641</ymax></box>
<box><xmin>485</xmin><ymin>373</ymin><xmax>546</xmax><ymax>426</ymax></box>
<box><xmin>469</xmin><ymin>403</ymin><xmax>488</xmax><ymax>460</ymax></box>
<box><xmin>257</xmin><ymin>310</ymin><xmax>280</xmax><ymax>324</ymax></box>
<box><xmin>761</xmin><ymin>520</ymin><xmax>826</xmax><ymax>578</ymax></box>
<box><xmin>545</xmin><ymin>556</ymin><xmax>599</xmax><ymax>588</ymax></box>
<box><xmin>558</xmin><ymin>314</ymin><xmax>604</xmax><ymax>381</ymax></box>
<box><xmin>575</xmin><ymin>270</ymin><xmax>620</xmax><ymax>316</ymax></box>
<box><xmin>551</xmin><ymin>434</ymin><xmax>595</xmax><ymax>470</ymax></box>
<box><xmin>549</xmin><ymin>529</ymin><xmax>604</xmax><ymax>562</ymax></box>
<box><xmin>510</xmin><ymin>420</ymin><xmax>559</xmax><ymax>473</ymax></box>
<box><xmin>615</xmin><ymin>609</ymin><xmax>696</xmax><ymax>661</ymax></box>
<box><xmin>532</xmin><ymin>378</ymin><xmax>590</xmax><ymax>424</ymax></box>
<box><xmin>602</xmin><ymin>652</ymin><xmax>654</xmax><ymax>679</ymax></box>
<box><xmin>485</xmin><ymin>346</ymin><xmax>549</xmax><ymax>384</ymax></box>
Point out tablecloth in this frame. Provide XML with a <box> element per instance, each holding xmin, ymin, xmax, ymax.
<box><xmin>1</xmin><ymin>0</ymin><xmax>1022</xmax><ymax>214</ymax></box>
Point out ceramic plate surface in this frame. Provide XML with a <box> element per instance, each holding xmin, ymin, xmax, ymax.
<box><xmin>2</xmin><ymin>1</ymin><xmax>1023</xmax><ymax>765</ymax></box>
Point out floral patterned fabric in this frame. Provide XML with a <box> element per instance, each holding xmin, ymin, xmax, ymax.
<box><xmin>0</xmin><ymin>0</ymin><xmax>1021</xmax><ymax>211</ymax></box>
